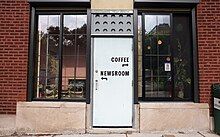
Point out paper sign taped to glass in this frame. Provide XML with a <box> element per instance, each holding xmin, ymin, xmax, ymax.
<box><xmin>165</xmin><ymin>63</ymin><xmax>171</xmax><ymax>71</ymax></box>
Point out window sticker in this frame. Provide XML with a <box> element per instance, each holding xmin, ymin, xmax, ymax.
<box><xmin>165</xmin><ymin>63</ymin><xmax>171</xmax><ymax>71</ymax></box>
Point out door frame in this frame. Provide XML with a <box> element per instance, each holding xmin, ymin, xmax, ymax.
<box><xmin>85</xmin><ymin>10</ymin><xmax>139</xmax><ymax>129</ymax></box>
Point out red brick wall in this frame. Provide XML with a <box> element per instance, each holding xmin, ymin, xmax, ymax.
<box><xmin>197</xmin><ymin>0</ymin><xmax>220</xmax><ymax>114</ymax></box>
<box><xmin>0</xmin><ymin>0</ymin><xmax>29</xmax><ymax>114</ymax></box>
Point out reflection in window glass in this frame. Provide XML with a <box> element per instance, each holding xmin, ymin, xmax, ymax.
<box><xmin>62</xmin><ymin>15</ymin><xmax>87</xmax><ymax>99</ymax></box>
<box><xmin>35</xmin><ymin>14</ymin><xmax>87</xmax><ymax>100</ymax></box>
<box><xmin>36</xmin><ymin>15</ymin><xmax>60</xmax><ymax>99</ymax></box>
<box><xmin>173</xmin><ymin>13</ymin><xmax>192</xmax><ymax>100</ymax></box>
<box><xmin>144</xmin><ymin>14</ymin><xmax>171</xmax><ymax>98</ymax></box>
<box><xmin>145</xmin><ymin>15</ymin><xmax>170</xmax><ymax>35</ymax></box>
<box><xmin>141</xmin><ymin>13</ymin><xmax>193</xmax><ymax>100</ymax></box>
<box><xmin>77</xmin><ymin>15</ymin><xmax>87</xmax><ymax>34</ymax></box>
<box><xmin>64</xmin><ymin>15</ymin><xmax>76</xmax><ymax>34</ymax></box>
<box><xmin>145</xmin><ymin>15</ymin><xmax>157</xmax><ymax>34</ymax></box>
<box><xmin>157</xmin><ymin>15</ymin><xmax>170</xmax><ymax>34</ymax></box>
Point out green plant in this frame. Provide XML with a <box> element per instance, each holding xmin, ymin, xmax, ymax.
<box><xmin>174</xmin><ymin>38</ymin><xmax>191</xmax><ymax>98</ymax></box>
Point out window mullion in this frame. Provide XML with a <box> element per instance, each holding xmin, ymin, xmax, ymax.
<box><xmin>170</xmin><ymin>13</ymin><xmax>175</xmax><ymax>100</ymax></box>
<box><xmin>58</xmin><ymin>13</ymin><xmax>64</xmax><ymax>99</ymax></box>
<box><xmin>73</xmin><ymin>16</ymin><xmax>77</xmax><ymax>96</ymax></box>
<box><xmin>156</xmin><ymin>15</ymin><xmax>159</xmax><ymax>96</ymax></box>
<box><xmin>142</xmin><ymin>13</ymin><xmax>146</xmax><ymax>100</ymax></box>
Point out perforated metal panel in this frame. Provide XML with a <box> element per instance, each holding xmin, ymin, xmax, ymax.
<box><xmin>91</xmin><ymin>13</ymin><xmax>133</xmax><ymax>36</ymax></box>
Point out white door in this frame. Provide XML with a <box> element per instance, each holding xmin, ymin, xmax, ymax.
<box><xmin>92</xmin><ymin>37</ymin><xmax>133</xmax><ymax>127</ymax></box>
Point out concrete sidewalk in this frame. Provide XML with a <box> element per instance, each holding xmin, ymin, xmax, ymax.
<box><xmin>0</xmin><ymin>115</ymin><xmax>219</xmax><ymax>137</ymax></box>
<box><xmin>7</xmin><ymin>132</ymin><xmax>220</xmax><ymax>137</ymax></box>
<box><xmin>0</xmin><ymin>115</ymin><xmax>15</xmax><ymax>136</ymax></box>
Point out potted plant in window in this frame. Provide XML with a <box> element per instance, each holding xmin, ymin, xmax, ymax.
<box><xmin>173</xmin><ymin>39</ymin><xmax>191</xmax><ymax>99</ymax></box>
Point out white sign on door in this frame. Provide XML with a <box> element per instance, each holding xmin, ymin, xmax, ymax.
<box><xmin>92</xmin><ymin>37</ymin><xmax>133</xmax><ymax>127</ymax></box>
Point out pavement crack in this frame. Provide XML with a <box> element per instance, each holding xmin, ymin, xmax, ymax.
<box><xmin>197</xmin><ymin>131</ymin><xmax>206</xmax><ymax>137</ymax></box>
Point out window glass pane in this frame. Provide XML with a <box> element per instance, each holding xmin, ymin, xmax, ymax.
<box><xmin>76</xmin><ymin>55</ymin><xmax>86</xmax><ymax>78</ymax></box>
<box><xmin>36</xmin><ymin>15</ymin><xmax>60</xmax><ymax>99</ymax></box>
<box><xmin>157</xmin><ymin>15</ymin><xmax>170</xmax><ymax>34</ymax></box>
<box><xmin>62</xmin><ymin>56</ymin><xmax>76</xmax><ymax>77</ymax></box>
<box><xmin>141</xmin><ymin>13</ymin><xmax>193</xmax><ymax>101</ymax></box>
<box><xmin>36</xmin><ymin>77</ymin><xmax>59</xmax><ymax>99</ymax></box>
<box><xmin>75</xmin><ymin>35</ymin><xmax>86</xmax><ymax>78</ymax></box>
<box><xmin>76</xmin><ymin>35</ymin><xmax>87</xmax><ymax>55</ymax></box>
<box><xmin>145</xmin><ymin>35</ymin><xmax>157</xmax><ymax>54</ymax></box>
<box><xmin>144</xmin><ymin>56</ymin><xmax>158</xmax><ymax>76</ymax></box>
<box><xmin>62</xmin><ymin>48</ymin><xmax>77</xmax><ymax>99</ymax></box>
<box><xmin>35</xmin><ymin>14</ymin><xmax>87</xmax><ymax>100</ymax></box>
<box><xmin>145</xmin><ymin>15</ymin><xmax>157</xmax><ymax>34</ymax></box>
<box><xmin>145</xmin><ymin>77</ymin><xmax>171</xmax><ymax>98</ymax></box>
<box><xmin>143</xmin><ymin>14</ymin><xmax>172</xmax><ymax>99</ymax></box>
<box><xmin>157</xmin><ymin>77</ymin><xmax>172</xmax><ymax>97</ymax></box>
<box><xmin>173</xmin><ymin>14</ymin><xmax>192</xmax><ymax>100</ymax></box>
<box><xmin>64</xmin><ymin>15</ymin><xmax>76</xmax><ymax>34</ymax></box>
<box><xmin>39</xmin><ymin>15</ymin><xmax>60</xmax><ymax>34</ymax></box>
<box><xmin>76</xmin><ymin>15</ymin><xmax>87</xmax><ymax>34</ymax></box>
<box><xmin>145</xmin><ymin>77</ymin><xmax>157</xmax><ymax>97</ymax></box>
<box><xmin>158</xmin><ymin>35</ymin><xmax>170</xmax><ymax>55</ymax></box>
<box><xmin>63</xmin><ymin>35</ymin><xmax>75</xmax><ymax>47</ymax></box>
<box><xmin>47</xmin><ymin>54</ymin><xmax>59</xmax><ymax>78</ymax></box>
<box><xmin>145</xmin><ymin>15</ymin><xmax>170</xmax><ymax>35</ymax></box>
<box><xmin>62</xmin><ymin>15</ymin><xmax>87</xmax><ymax>99</ymax></box>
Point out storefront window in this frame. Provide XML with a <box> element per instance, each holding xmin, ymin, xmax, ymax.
<box><xmin>139</xmin><ymin>12</ymin><xmax>193</xmax><ymax>101</ymax></box>
<box><xmin>35</xmin><ymin>13</ymin><xmax>87</xmax><ymax>100</ymax></box>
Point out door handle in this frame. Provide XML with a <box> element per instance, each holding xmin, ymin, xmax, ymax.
<box><xmin>95</xmin><ymin>80</ymin><xmax>98</xmax><ymax>90</ymax></box>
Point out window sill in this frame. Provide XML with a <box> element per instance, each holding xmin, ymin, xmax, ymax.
<box><xmin>139</xmin><ymin>102</ymin><xmax>209</xmax><ymax>109</ymax></box>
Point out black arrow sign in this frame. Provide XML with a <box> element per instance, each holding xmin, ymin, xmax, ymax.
<box><xmin>101</xmin><ymin>77</ymin><xmax>108</xmax><ymax>81</ymax></box>
<box><xmin>122</xmin><ymin>64</ymin><xmax>129</xmax><ymax>67</ymax></box>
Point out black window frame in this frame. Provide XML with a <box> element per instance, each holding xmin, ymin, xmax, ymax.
<box><xmin>27</xmin><ymin>3</ymin><xmax>91</xmax><ymax>102</ymax></box>
<box><xmin>137</xmin><ymin>9</ymin><xmax>199</xmax><ymax>102</ymax></box>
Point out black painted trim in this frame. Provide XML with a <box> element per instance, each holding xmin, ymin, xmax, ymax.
<box><xmin>32</xmin><ymin>98</ymin><xmax>86</xmax><ymax>102</ymax></box>
<box><xmin>170</xmin><ymin>12</ymin><xmax>175</xmax><ymax>100</ymax></box>
<box><xmin>135</xmin><ymin>0</ymin><xmax>199</xmax><ymax>4</ymax></box>
<box><xmin>141</xmin><ymin>12</ymin><xmax>145</xmax><ymax>100</ymax></box>
<box><xmin>134</xmin><ymin>1</ymin><xmax>199</xmax><ymax>9</ymax></box>
<box><xmin>36</xmin><ymin>10</ymin><xmax>88</xmax><ymax>14</ymax></box>
<box><xmin>133</xmin><ymin>9</ymin><xmax>138</xmax><ymax>104</ymax></box>
<box><xmin>29</xmin><ymin>2</ymin><xmax>90</xmax><ymax>8</ymax></box>
<box><xmin>28</xmin><ymin>0</ymin><xmax>90</xmax><ymax>2</ymax></box>
<box><xmin>27</xmin><ymin>7</ymin><xmax>36</xmax><ymax>101</ymax></box>
<box><xmin>58</xmin><ymin>13</ymin><xmax>63</xmax><ymax>99</ymax></box>
<box><xmin>192</xmin><ymin>7</ymin><xmax>199</xmax><ymax>103</ymax></box>
<box><xmin>86</xmin><ymin>9</ymin><xmax>91</xmax><ymax>104</ymax></box>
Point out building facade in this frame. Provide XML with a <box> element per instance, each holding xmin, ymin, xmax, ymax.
<box><xmin>0</xmin><ymin>0</ymin><xmax>220</xmax><ymax>134</ymax></box>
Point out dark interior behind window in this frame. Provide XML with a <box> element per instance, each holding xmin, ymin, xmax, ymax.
<box><xmin>140</xmin><ymin>12</ymin><xmax>193</xmax><ymax>101</ymax></box>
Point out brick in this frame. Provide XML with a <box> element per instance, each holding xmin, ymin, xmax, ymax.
<box><xmin>0</xmin><ymin>0</ymin><xmax>29</xmax><ymax>114</ymax></box>
<box><xmin>197</xmin><ymin>0</ymin><xmax>220</xmax><ymax>115</ymax></box>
